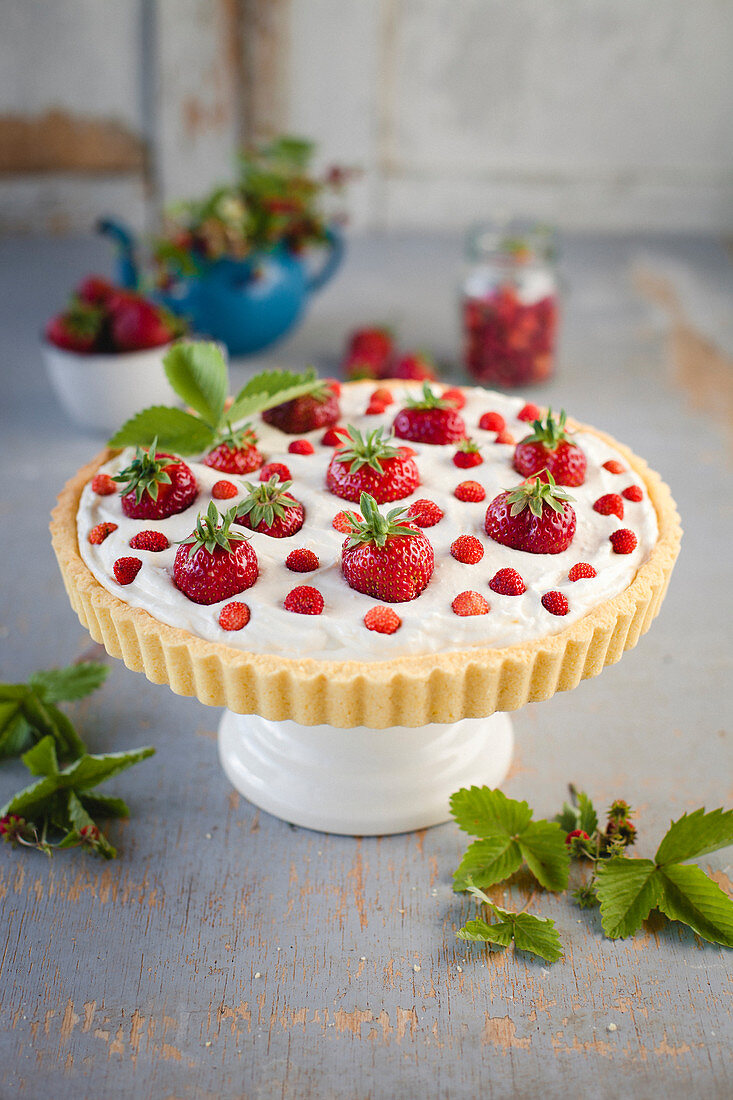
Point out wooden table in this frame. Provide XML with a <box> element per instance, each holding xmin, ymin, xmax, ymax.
<box><xmin>1</xmin><ymin>232</ymin><xmax>731</xmax><ymax>1099</ymax></box>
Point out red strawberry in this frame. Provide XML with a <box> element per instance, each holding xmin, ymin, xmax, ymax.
<box><xmin>262</xmin><ymin>377</ymin><xmax>340</xmax><ymax>434</ymax></box>
<box><xmin>609</xmin><ymin>529</ymin><xmax>637</xmax><ymax>554</ymax></box>
<box><xmin>341</xmin><ymin>492</ymin><xmax>434</xmax><ymax>603</ymax></box>
<box><xmin>602</xmin><ymin>459</ymin><xmax>625</xmax><ymax>474</ymax></box>
<box><xmin>541</xmin><ymin>591</ymin><xmax>569</xmax><ymax>616</ymax></box>
<box><xmin>212</xmin><ymin>480</ymin><xmax>238</xmax><ymax>500</ymax></box>
<box><xmin>453</xmin><ymin>439</ymin><xmax>483</xmax><ymax>468</ymax></box>
<box><xmin>495</xmin><ymin>430</ymin><xmax>515</xmax><ymax>445</ymax></box>
<box><xmin>565</xmin><ymin>828</ymin><xmax>590</xmax><ymax>847</ymax></box>
<box><xmin>76</xmin><ymin>276</ymin><xmax>115</xmax><ymax>306</ymax></box>
<box><xmin>174</xmin><ymin>502</ymin><xmax>258</xmax><ymax>605</ymax></box>
<box><xmin>393</xmin><ymin>384</ymin><xmax>466</xmax><ymax>445</ymax></box>
<box><xmin>364</xmin><ymin>606</ymin><xmax>401</xmax><ymax>634</ymax></box>
<box><xmin>343</xmin><ymin>357</ymin><xmax>383</xmax><ymax>381</ymax></box>
<box><xmin>333</xmin><ymin>509</ymin><xmax>360</xmax><ymax>533</ymax></box>
<box><xmin>91</xmin><ymin>473</ymin><xmax>116</xmax><ymax>496</ymax></box>
<box><xmin>45</xmin><ymin>303</ymin><xmax>103</xmax><ymax>353</ymax></box>
<box><xmin>398</xmin><ymin>444</ymin><xmax>417</xmax><ymax>457</ymax></box>
<box><xmin>114</xmin><ymin>443</ymin><xmax>198</xmax><ymax>520</ymax></box>
<box><xmin>393</xmin><ymin>351</ymin><xmax>438</xmax><ymax>381</ymax></box>
<box><xmin>514</xmin><ymin>409</ymin><xmax>587</xmax><ymax>486</ymax></box>
<box><xmin>568</xmin><ymin>562</ymin><xmax>597</xmax><ymax>581</ymax></box>
<box><xmin>622</xmin><ymin>485</ymin><xmax>643</xmax><ymax>502</ymax></box>
<box><xmin>326</xmin><ymin>425</ymin><xmax>419</xmax><ymax>504</ymax></box>
<box><xmin>286</xmin><ymin>548</ymin><xmax>319</xmax><ymax>572</ymax></box>
<box><xmin>321</xmin><ymin>425</ymin><xmax>349</xmax><ymax>446</ymax></box>
<box><xmin>219</xmin><ymin>602</ymin><xmax>251</xmax><ymax>630</ymax></box>
<box><xmin>203</xmin><ymin>425</ymin><xmax>263</xmax><ymax>475</ymax></box>
<box><xmin>129</xmin><ymin>530</ymin><xmax>169</xmax><ymax>552</ymax></box>
<box><xmin>454</xmin><ymin>480</ymin><xmax>486</xmax><ymax>503</ymax></box>
<box><xmin>479</xmin><ymin>411</ymin><xmax>505</xmax><ymax>433</ymax></box>
<box><xmin>88</xmin><ymin>522</ymin><xmax>118</xmax><ymax>545</ymax></box>
<box><xmin>406</xmin><ymin>499</ymin><xmax>444</xmax><ymax>527</ymax></box>
<box><xmin>452</xmin><ymin>591</ymin><xmax>490</xmax><ymax>616</ymax></box>
<box><xmin>109</xmin><ymin>292</ymin><xmax>180</xmax><ymax>351</ymax></box>
<box><xmin>450</xmin><ymin>535</ymin><xmax>484</xmax><ymax>564</ymax></box>
<box><xmin>517</xmin><ymin>403</ymin><xmax>541</xmax><ymax>422</ymax></box>
<box><xmin>113</xmin><ymin>557</ymin><xmax>142</xmax><ymax>585</ymax></box>
<box><xmin>346</xmin><ymin>327</ymin><xmax>394</xmax><ymax>376</ymax></box>
<box><xmin>235</xmin><ymin>476</ymin><xmax>304</xmax><ymax>538</ymax></box>
<box><xmin>259</xmin><ymin>462</ymin><xmax>291</xmax><ymax>482</ymax></box>
<box><xmin>371</xmin><ymin>387</ymin><xmax>394</xmax><ymax>405</ymax></box>
<box><xmin>284</xmin><ymin>585</ymin><xmax>324</xmax><ymax>615</ymax></box>
<box><xmin>366</xmin><ymin>400</ymin><xmax>388</xmax><ymax>415</ymax></box>
<box><xmin>442</xmin><ymin>387</ymin><xmax>466</xmax><ymax>410</ymax></box>
<box><xmin>288</xmin><ymin>439</ymin><xmax>315</xmax><ymax>455</ymax></box>
<box><xmin>593</xmin><ymin>494</ymin><xmax>624</xmax><ymax>520</ymax></box>
<box><xmin>484</xmin><ymin>473</ymin><xmax>576</xmax><ymax>555</ymax></box>
<box><xmin>489</xmin><ymin>568</ymin><xmax>526</xmax><ymax>595</ymax></box>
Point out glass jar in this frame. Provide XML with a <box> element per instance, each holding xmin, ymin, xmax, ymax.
<box><xmin>461</xmin><ymin>221</ymin><xmax>559</xmax><ymax>388</ymax></box>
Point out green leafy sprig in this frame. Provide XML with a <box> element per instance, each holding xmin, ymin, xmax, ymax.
<box><xmin>458</xmin><ymin>882</ymin><xmax>564</xmax><ymax>963</ymax></box>
<box><xmin>0</xmin><ymin>662</ymin><xmax>108</xmax><ymax>761</ymax></box>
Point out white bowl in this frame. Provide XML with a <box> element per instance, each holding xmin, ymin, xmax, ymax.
<box><xmin>41</xmin><ymin>340</ymin><xmax>179</xmax><ymax>435</ymax></box>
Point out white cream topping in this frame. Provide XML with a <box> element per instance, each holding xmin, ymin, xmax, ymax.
<box><xmin>78</xmin><ymin>383</ymin><xmax>658</xmax><ymax>663</ymax></box>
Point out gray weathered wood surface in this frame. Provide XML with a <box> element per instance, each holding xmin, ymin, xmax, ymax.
<box><xmin>1</xmin><ymin>232</ymin><xmax>731</xmax><ymax>1098</ymax></box>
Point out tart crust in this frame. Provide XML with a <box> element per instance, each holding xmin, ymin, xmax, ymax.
<box><xmin>51</xmin><ymin>413</ymin><xmax>681</xmax><ymax>729</ymax></box>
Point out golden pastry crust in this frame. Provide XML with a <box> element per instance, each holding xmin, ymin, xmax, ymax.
<box><xmin>51</xmin><ymin>405</ymin><xmax>681</xmax><ymax>729</ymax></box>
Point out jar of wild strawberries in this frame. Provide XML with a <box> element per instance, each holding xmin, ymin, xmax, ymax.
<box><xmin>461</xmin><ymin>222</ymin><xmax>559</xmax><ymax>388</ymax></box>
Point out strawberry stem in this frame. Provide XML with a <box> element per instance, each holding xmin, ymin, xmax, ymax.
<box><xmin>344</xmin><ymin>492</ymin><xmax>418</xmax><ymax>549</ymax></box>
<box><xmin>505</xmin><ymin>470</ymin><xmax>574</xmax><ymax>518</ymax></box>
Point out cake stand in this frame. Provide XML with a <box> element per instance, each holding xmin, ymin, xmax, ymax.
<box><xmin>51</xmin><ymin>441</ymin><xmax>681</xmax><ymax>836</ymax></box>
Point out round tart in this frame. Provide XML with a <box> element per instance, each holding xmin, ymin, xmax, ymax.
<box><xmin>51</xmin><ymin>380</ymin><xmax>681</xmax><ymax>729</ymax></box>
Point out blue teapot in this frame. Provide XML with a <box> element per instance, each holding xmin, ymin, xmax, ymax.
<box><xmin>98</xmin><ymin>218</ymin><xmax>345</xmax><ymax>357</ymax></box>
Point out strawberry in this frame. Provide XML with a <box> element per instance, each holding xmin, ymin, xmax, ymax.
<box><xmin>453</xmin><ymin>440</ymin><xmax>483</xmax><ymax>468</ymax></box>
<box><xmin>174</xmin><ymin>502</ymin><xmax>258</xmax><ymax>605</ymax></box>
<box><xmin>452</xmin><ymin>591</ymin><xmax>490</xmax><ymax>616</ymax></box>
<box><xmin>478</xmin><ymin>411</ymin><xmax>505</xmax><ymax>433</ymax></box>
<box><xmin>212</xmin><ymin>480</ymin><xmax>238</xmax><ymax>500</ymax></box>
<box><xmin>235</xmin><ymin>476</ymin><xmax>304</xmax><ymax>538</ymax></box>
<box><xmin>406</xmin><ymin>499</ymin><xmax>443</xmax><ymax>527</ymax></box>
<box><xmin>262</xmin><ymin>377</ymin><xmax>340</xmax><ymax>434</ymax></box>
<box><xmin>129</xmin><ymin>530</ymin><xmax>169</xmax><ymax>552</ymax></box>
<box><xmin>344</xmin><ymin>357</ymin><xmax>383</xmax><ymax>381</ymax></box>
<box><xmin>393</xmin><ymin>351</ymin><xmax>438</xmax><ymax>381</ymax></box>
<box><xmin>489</xmin><ymin>568</ymin><xmax>526</xmax><ymax>595</ymax></box>
<box><xmin>484</xmin><ymin>472</ymin><xmax>576</xmax><ymax>555</ymax></box>
<box><xmin>91</xmin><ymin>473</ymin><xmax>117</xmax><ymax>496</ymax></box>
<box><xmin>284</xmin><ymin>585</ymin><xmax>324</xmax><ymax>615</ymax></box>
<box><xmin>609</xmin><ymin>529</ymin><xmax>637</xmax><ymax>554</ymax></box>
<box><xmin>568</xmin><ymin>562</ymin><xmax>597</xmax><ymax>581</ymax></box>
<box><xmin>341</xmin><ymin>492</ymin><xmax>434</xmax><ymax>603</ymax></box>
<box><xmin>76</xmin><ymin>276</ymin><xmax>115</xmax><ymax>306</ymax></box>
<box><xmin>593</xmin><ymin>494</ymin><xmax>624</xmax><ymax>520</ymax></box>
<box><xmin>348</xmin><ymin>326</ymin><xmax>393</xmax><ymax>366</ymax></box>
<box><xmin>108</xmin><ymin>292</ymin><xmax>181</xmax><ymax>351</ymax></box>
<box><xmin>45</xmin><ymin>302</ymin><xmax>104</xmax><ymax>353</ymax></box>
<box><xmin>285</xmin><ymin>548</ymin><xmax>319</xmax><ymax>572</ymax></box>
<box><xmin>602</xmin><ymin>459</ymin><xmax>625</xmax><ymax>474</ymax></box>
<box><xmin>442</xmin><ymin>387</ymin><xmax>466</xmax><ymax>410</ymax></box>
<box><xmin>495</xmin><ymin>430</ymin><xmax>515</xmax><ymax>445</ymax></box>
<box><xmin>364</xmin><ymin>606</ymin><xmax>401</xmax><ymax>634</ymax></box>
<box><xmin>321</xmin><ymin>425</ymin><xmax>348</xmax><ymax>447</ymax></box>
<box><xmin>517</xmin><ymin>403</ymin><xmax>541</xmax><ymax>422</ymax></box>
<box><xmin>454</xmin><ymin>480</ymin><xmax>486</xmax><ymax>503</ymax></box>
<box><xmin>326</xmin><ymin>425</ymin><xmax>419</xmax><ymax>504</ymax></box>
<box><xmin>114</xmin><ymin>442</ymin><xmax>198</xmax><ymax>520</ymax></box>
<box><xmin>259</xmin><ymin>462</ymin><xmax>291</xmax><ymax>482</ymax></box>
<box><xmin>565</xmin><ymin>828</ymin><xmax>590</xmax><ymax>847</ymax></box>
<box><xmin>113</xmin><ymin>557</ymin><xmax>142</xmax><ymax>585</ymax></box>
<box><xmin>333</xmin><ymin>509</ymin><xmax>360</xmax><ymax>533</ymax></box>
<box><xmin>393</xmin><ymin>384</ymin><xmax>466</xmax><ymax>445</ymax></box>
<box><xmin>203</xmin><ymin>425</ymin><xmax>263</xmax><ymax>475</ymax></box>
<box><xmin>371</xmin><ymin>387</ymin><xmax>394</xmax><ymax>405</ymax></box>
<box><xmin>219</xmin><ymin>602</ymin><xmax>251</xmax><ymax>630</ymax></box>
<box><xmin>450</xmin><ymin>535</ymin><xmax>484</xmax><ymax>564</ymax></box>
<box><xmin>88</xmin><ymin>522</ymin><xmax>118</xmax><ymax>545</ymax></box>
<box><xmin>514</xmin><ymin>409</ymin><xmax>587</xmax><ymax>486</ymax></box>
<box><xmin>398</xmin><ymin>445</ymin><xmax>417</xmax><ymax>457</ymax></box>
<box><xmin>622</xmin><ymin>485</ymin><xmax>643</xmax><ymax>502</ymax></box>
<box><xmin>288</xmin><ymin>439</ymin><xmax>315</xmax><ymax>455</ymax></box>
<box><xmin>541</xmin><ymin>591</ymin><xmax>569</xmax><ymax>616</ymax></box>
<box><xmin>366</xmin><ymin>400</ymin><xmax>388</xmax><ymax>415</ymax></box>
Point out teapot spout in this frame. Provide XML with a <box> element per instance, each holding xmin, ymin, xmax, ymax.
<box><xmin>97</xmin><ymin>218</ymin><xmax>140</xmax><ymax>289</ymax></box>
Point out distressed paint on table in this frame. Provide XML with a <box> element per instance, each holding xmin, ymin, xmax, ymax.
<box><xmin>0</xmin><ymin>233</ymin><xmax>732</xmax><ymax>1099</ymax></box>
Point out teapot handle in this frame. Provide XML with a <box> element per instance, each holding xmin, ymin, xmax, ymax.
<box><xmin>306</xmin><ymin>224</ymin><xmax>345</xmax><ymax>293</ymax></box>
<box><xmin>97</xmin><ymin>218</ymin><xmax>140</xmax><ymax>290</ymax></box>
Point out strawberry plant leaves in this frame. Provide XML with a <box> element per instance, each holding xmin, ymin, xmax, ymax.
<box><xmin>655</xmin><ymin>808</ymin><xmax>733</xmax><ymax>867</ymax></box>
<box><xmin>518</xmin><ymin>820</ymin><xmax>570</xmax><ymax>892</ymax></box>
<box><xmin>62</xmin><ymin>746</ymin><xmax>156</xmax><ymax>792</ymax></box>
<box><xmin>657</xmin><ymin>864</ymin><xmax>733</xmax><ymax>948</ymax></box>
<box><xmin>595</xmin><ymin>858</ymin><xmax>661</xmax><ymax>939</ymax></box>
<box><xmin>109</xmin><ymin>406</ymin><xmax>215</xmax><ymax>455</ymax></box>
<box><xmin>450</xmin><ymin>786</ymin><xmax>533</xmax><ymax>837</ymax></box>
<box><xmin>22</xmin><ymin>735</ymin><xmax>59</xmax><ymax>777</ymax></box>
<box><xmin>28</xmin><ymin>662</ymin><xmax>108</xmax><ymax>704</ymax></box>
<box><xmin>163</xmin><ymin>341</ymin><xmax>228</xmax><ymax>427</ymax></box>
<box><xmin>226</xmin><ymin>368</ymin><xmax>322</xmax><ymax>424</ymax></box>
<box><xmin>0</xmin><ymin>698</ymin><xmax>33</xmax><ymax>760</ymax></box>
<box><xmin>453</xmin><ymin>836</ymin><xmax>523</xmax><ymax>892</ymax></box>
<box><xmin>78</xmin><ymin>793</ymin><xmax>130</xmax><ymax>820</ymax></box>
<box><xmin>576</xmin><ymin>791</ymin><xmax>598</xmax><ymax>836</ymax></box>
<box><xmin>457</xmin><ymin>917</ymin><xmax>514</xmax><ymax>948</ymax></box>
<box><xmin>457</xmin><ymin>908</ymin><xmax>563</xmax><ymax>963</ymax></box>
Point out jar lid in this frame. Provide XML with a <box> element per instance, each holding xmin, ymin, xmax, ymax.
<box><xmin>467</xmin><ymin>220</ymin><xmax>557</xmax><ymax>265</ymax></box>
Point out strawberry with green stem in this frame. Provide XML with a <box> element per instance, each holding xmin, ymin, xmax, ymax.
<box><xmin>235</xmin><ymin>476</ymin><xmax>305</xmax><ymax>538</ymax></box>
<box><xmin>326</xmin><ymin>425</ymin><xmax>419</xmax><ymax>504</ymax></box>
<box><xmin>203</xmin><ymin>422</ymin><xmax>263</xmax><ymax>475</ymax></box>
<box><xmin>261</xmin><ymin>376</ymin><xmax>340</xmax><ymax>434</ymax></box>
<box><xmin>45</xmin><ymin>300</ymin><xmax>104</xmax><ymax>353</ymax></box>
<box><xmin>174</xmin><ymin>501</ymin><xmax>258</xmax><ymax>605</ymax></box>
<box><xmin>484</xmin><ymin>470</ymin><xmax>576</xmax><ymax>554</ymax></box>
<box><xmin>113</xmin><ymin>438</ymin><xmax>198</xmax><ymax>520</ymax></box>
<box><xmin>513</xmin><ymin>408</ymin><xmax>587</xmax><ymax>486</ymax></box>
<box><xmin>341</xmin><ymin>492</ymin><xmax>434</xmax><ymax>602</ymax></box>
<box><xmin>393</xmin><ymin>383</ymin><xmax>466</xmax><ymax>446</ymax></box>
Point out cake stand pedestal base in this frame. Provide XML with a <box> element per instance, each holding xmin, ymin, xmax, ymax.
<box><xmin>217</xmin><ymin>710</ymin><xmax>514</xmax><ymax>836</ymax></box>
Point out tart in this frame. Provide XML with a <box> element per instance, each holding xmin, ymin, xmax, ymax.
<box><xmin>51</xmin><ymin>381</ymin><xmax>681</xmax><ymax>729</ymax></box>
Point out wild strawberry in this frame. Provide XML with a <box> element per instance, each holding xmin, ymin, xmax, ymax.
<box><xmin>235</xmin><ymin>476</ymin><xmax>304</xmax><ymax>538</ymax></box>
<box><xmin>454</xmin><ymin>480</ymin><xmax>486</xmax><ymax>503</ymax></box>
<box><xmin>219</xmin><ymin>602</ymin><xmax>251</xmax><ymax>630</ymax></box>
<box><xmin>327</xmin><ymin>425</ymin><xmax>419</xmax><ymax>504</ymax></box>
<box><xmin>174</xmin><ymin>502</ymin><xmax>258</xmax><ymax>605</ymax></box>
<box><xmin>393</xmin><ymin>351</ymin><xmax>437</xmax><ymax>381</ymax></box>
<box><xmin>108</xmin><ymin>292</ymin><xmax>181</xmax><ymax>351</ymax></box>
<box><xmin>484</xmin><ymin>472</ymin><xmax>576</xmax><ymax>554</ymax></box>
<box><xmin>406</xmin><ymin>499</ymin><xmax>443</xmax><ymax>527</ymax></box>
<box><xmin>347</xmin><ymin>327</ymin><xmax>394</xmax><ymax>373</ymax></box>
<box><xmin>593</xmin><ymin>494</ymin><xmax>624</xmax><ymax>520</ymax></box>
<box><xmin>489</xmin><ymin>568</ymin><xmax>526</xmax><ymax>595</ymax></box>
<box><xmin>328</xmin><ymin>379</ymin><xmax>342</xmax><ymax>397</ymax></box>
<box><xmin>284</xmin><ymin>585</ymin><xmax>324</xmax><ymax>615</ymax></box>
<box><xmin>212</xmin><ymin>480</ymin><xmax>238</xmax><ymax>500</ymax></box>
<box><xmin>285</xmin><ymin>548</ymin><xmax>319</xmax><ymax>572</ymax></box>
<box><xmin>622</xmin><ymin>485</ymin><xmax>643</xmax><ymax>502</ymax></box>
<box><xmin>609</xmin><ymin>528</ymin><xmax>637</xmax><ymax>554</ymax></box>
<box><xmin>452</xmin><ymin>591</ymin><xmax>490</xmax><ymax>616</ymax></box>
<box><xmin>602</xmin><ymin>459</ymin><xmax>625</xmax><ymax>474</ymax></box>
<box><xmin>341</xmin><ymin>492</ymin><xmax>434</xmax><ymax>603</ymax></box>
<box><xmin>114</xmin><ymin>442</ymin><xmax>198</xmax><ymax>520</ymax></box>
<box><xmin>541</xmin><ymin>591</ymin><xmax>569</xmax><ymax>616</ymax></box>
<box><xmin>321</xmin><ymin>425</ymin><xmax>349</xmax><ymax>446</ymax></box>
<box><xmin>364</xmin><ymin>605</ymin><xmax>402</xmax><ymax>634</ymax></box>
<box><xmin>129</xmin><ymin>530</ymin><xmax>169</xmax><ymax>552</ymax></box>
<box><xmin>76</xmin><ymin>275</ymin><xmax>115</xmax><ymax>306</ymax></box>
<box><xmin>442</xmin><ymin>387</ymin><xmax>466</xmax><ymax>410</ymax></box>
<box><xmin>517</xmin><ymin>403</ymin><xmax>541</xmax><ymax>422</ymax></box>
<box><xmin>262</xmin><ymin>374</ymin><xmax>340</xmax><ymax>434</ymax></box>
<box><xmin>398</xmin><ymin>445</ymin><xmax>417</xmax><ymax>457</ymax></box>
<box><xmin>88</xmin><ymin>522</ymin><xmax>118</xmax><ymax>545</ymax></box>
<box><xmin>568</xmin><ymin>562</ymin><xmax>597</xmax><ymax>581</ymax></box>
<box><xmin>479</xmin><ymin>411</ymin><xmax>505</xmax><ymax>433</ymax></box>
<box><xmin>393</xmin><ymin>383</ymin><xmax>466</xmax><ymax>445</ymax></box>
<box><xmin>450</xmin><ymin>535</ymin><xmax>484</xmax><ymax>564</ymax></box>
<box><xmin>565</xmin><ymin>828</ymin><xmax>590</xmax><ymax>847</ymax></box>
<box><xmin>333</xmin><ymin>510</ymin><xmax>360</xmax><ymax>533</ymax></box>
<box><xmin>366</xmin><ymin>400</ymin><xmax>388</xmax><ymax>415</ymax></box>
<box><xmin>495</xmin><ymin>430</ymin><xmax>515</xmax><ymax>445</ymax></box>
<box><xmin>288</xmin><ymin>438</ymin><xmax>315</xmax><ymax>455</ymax></box>
<box><xmin>45</xmin><ymin>302</ymin><xmax>104</xmax><ymax>353</ymax></box>
<box><xmin>514</xmin><ymin>409</ymin><xmax>587</xmax><ymax>486</ymax></box>
<box><xmin>453</xmin><ymin>440</ymin><xmax>483</xmax><ymax>468</ymax></box>
<box><xmin>371</xmin><ymin>387</ymin><xmax>394</xmax><ymax>405</ymax></box>
<box><xmin>114</xmin><ymin>557</ymin><xmax>142</xmax><ymax>585</ymax></box>
<box><xmin>91</xmin><ymin>473</ymin><xmax>117</xmax><ymax>496</ymax></box>
<box><xmin>259</xmin><ymin>461</ymin><xmax>291</xmax><ymax>482</ymax></box>
<box><xmin>203</xmin><ymin>425</ymin><xmax>263</xmax><ymax>475</ymax></box>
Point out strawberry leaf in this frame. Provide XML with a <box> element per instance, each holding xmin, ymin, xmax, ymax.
<box><xmin>458</xmin><ymin>908</ymin><xmax>563</xmax><ymax>963</ymax></box>
<box><xmin>109</xmin><ymin>406</ymin><xmax>216</xmax><ymax>455</ymax></box>
<box><xmin>655</xmin><ymin>808</ymin><xmax>733</xmax><ymax>867</ymax></box>
<box><xmin>657</xmin><ymin>864</ymin><xmax>733</xmax><ymax>948</ymax></box>
<box><xmin>163</xmin><ymin>341</ymin><xmax>227</xmax><ymax>427</ymax></box>
<box><xmin>227</xmin><ymin>368</ymin><xmax>324</xmax><ymax>423</ymax></box>
<box><xmin>28</xmin><ymin>662</ymin><xmax>108</xmax><ymax>704</ymax></box>
<box><xmin>453</xmin><ymin>836</ymin><xmax>523</xmax><ymax>892</ymax></box>
<box><xmin>518</xmin><ymin>820</ymin><xmax>569</xmax><ymax>892</ymax></box>
<box><xmin>595</xmin><ymin>858</ymin><xmax>661</xmax><ymax>939</ymax></box>
<box><xmin>450</xmin><ymin>786</ymin><xmax>533</xmax><ymax>837</ymax></box>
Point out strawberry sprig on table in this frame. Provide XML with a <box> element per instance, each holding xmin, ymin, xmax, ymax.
<box><xmin>452</xmin><ymin>786</ymin><xmax>733</xmax><ymax>963</ymax></box>
<box><xmin>0</xmin><ymin>663</ymin><xmax>154</xmax><ymax>859</ymax></box>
